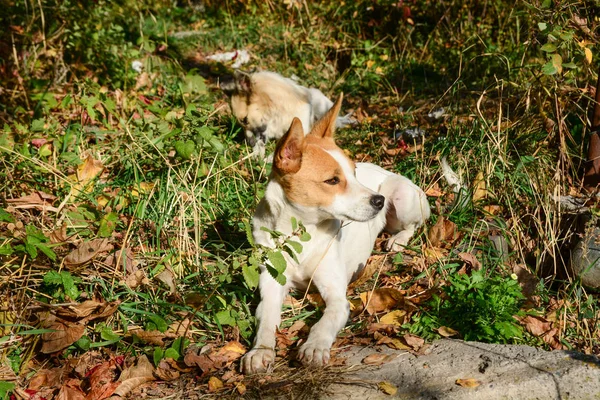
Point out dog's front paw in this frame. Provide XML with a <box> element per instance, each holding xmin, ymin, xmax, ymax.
<box><xmin>298</xmin><ymin>339</ymin><xmax>331</xmax><ymax>366</ymax></box>
<box><xmin>241</xmin><ymin>347</ymin><xmax>275</xmax><ymax>374</ymax></box>
<box><xmin>384</xmin><ymin>237</ymin><xmax>405</xmax><ymax>252</ymax></box>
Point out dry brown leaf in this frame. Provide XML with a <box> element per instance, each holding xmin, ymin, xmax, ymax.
<box><xmin>57</xmin><ymin>300</ymin><xmax>119</xmax><ymax>322</ymax></box>
<box><xmin>112</xmin><ymin>356</ymin><xmax>155</xmax><ymax>397</ymax></box>
<box><xmin>166</xmin><ymin>319</ymin><xmax>193</xmax><ymax>338</ymax></box>
<box><xmin>184</xmin><ymin>341</ymin><xmax>246</xmax><ymax>374</ymax></box>
<box><xmin>236</xmin><ymin>382</ymin><xmax>247</xmax><ymax>395</ymax></box>
<box><xmin>427</xmin><ymin>216</ymin><xmax>458</xmax><ymax>248</ymax></box>
<box><xmin>349</xmin><ymin>254</ymin><xmax>387</xmax><ymax>289</ymax></box>
<box><xmin>208</xmin><ymin>376</ymin><xmax>224</xmax><ymax>392</ymax></box>
<box><xmin>155</xmin><ymin>359</ymin><xmax>180</xmax><ymax>381</ymax></box>
<box><xmin>50</xmin><ymin>224</ymin><xmax>68</xmax><ymax>243</ymax></box>
<box><xmin>130</xmin><ymin>329</ymin><xmax>166</xmax><ymax>346</ymax></box>
<box><xmin>403</xmin><ymin>334</ymin><xmax>424</xmax><ymax>350</ymax></box>
<box><xmin>86</xmin><ymin>360</ymin><xmax>120</xmax><ymax>400</ymax></box>
<box><xmin>362</xmin><ymin>353</ymin><xmax>398</xmax><ymax>366</ymax></box>
<box><xmin>155</xmin><ymin>268</ymin><xmax>177</xmax><ymax>293</ymax></box>
<box><xmin>71</xmin><ymin>154</ymin><xmax>104</xmax><ymax>196</ymax></box>
<box><xmin>438</xmin><ymin>326</ymin><xmax>459</xmax><ymax>337</ymax></box>
<box><xmin>456</xmin><ymin>378</ymin><xmax>481</xmax><ymax>388</ymax></box>
<box><xmin>472</xmin><ymin>171</ymin><xmax>487</xmax><ymax>202</ymax></box>
<box><xmin>379</xmin><ymin>310</ymin><xmax>407</xmax><ymax>326</ymax></box>
<box><xmin>375</xmin><ymin>334</ymin><xmax>411</xmax><ymax>351</ymax></box>
<box><xmin>360</xmin><ymin>288</ymin><xmax>404</xmax><ymax>314</ymax></box>
<box><xmin>425</xmin><ymin>185</ymin><xmax>444</xmax><ymax>197</ymax></box>
<box><xmin>64</xmin><ymin>239</ymin><xmax>113</xmax><ymax>267</ymax></box>
<box><xmin>28</xmin><ymin>368</ymin><xmax>63</xmax><ymax>390</ymax></box>
<box><xmin>513</xmin><ymin>264</ymin><xmax>538</xmax><ymax>304</ymax></box>
<box><xmin>41</xmin><ymin>320</ymin><xmax>85</xmax><ymax>354</ymax></box>
<box><xmin>56</xmin><ymin>379</ymin><xmax>86</xmax><ymax>400</ymax></box>
<box><xmin>520</xmin><ymin>315</ymin><xmax>563</xmax><ymax>349</ymax></box>
<box><xmin>6</xmin><ymin>191</ymin><xmax>59</xmax><ymax>212</ymax></box>
<box><xmin>124</xmin><ymin>270</ymin><xmax>149</xmax><ymax>289</ymax></box>
<box><xmin>378</xmin><ymin>381</ymin><xmax>398</xmax><ymax>395</ymax></box>
<box><xmin>106</xmin><ymin>247</ymin><xmax>138</xmax><ymax>274</ymax></box>
<box><xmin>458</xmin><ymin>252</ymin><xmax>481</xmax><ymax>270</ymax></box>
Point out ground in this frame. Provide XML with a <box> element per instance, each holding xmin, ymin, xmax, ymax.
<box><xmin>0</xmin><ymin>1</ymin><xmax>599</xmax><ymax>399</ymax></box>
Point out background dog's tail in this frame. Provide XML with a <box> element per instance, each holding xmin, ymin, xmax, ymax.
<box><xmin>441</xmin><ymin>156</ymin><xmax>469</xmax><ymax>209</ymax></box>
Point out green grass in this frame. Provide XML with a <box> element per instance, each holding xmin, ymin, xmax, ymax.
<box><xmin>0</xmin><ymin>0</ymin><xmax>599</xmax><ymax>396</ymax></box>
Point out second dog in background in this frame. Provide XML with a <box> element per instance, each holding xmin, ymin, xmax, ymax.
<box><xmin>220</xmin><ymin>70</ymin><xmax>355</xmax><ymax>158</ymax></box>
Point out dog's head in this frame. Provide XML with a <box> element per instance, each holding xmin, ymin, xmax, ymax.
<box><xmin>272</xmin><ymin>94</ymin><xmax>384</xmax><ymax>222</ymax></box>
<box><xmin>220</xmin><ymin>71</ymin><xmax>271</xmax><ymax>146</ymax></box>
<box><xmin>221</xmin><ymin>71</ymin><xmax>309</xmax><ymax>148</ymax></box>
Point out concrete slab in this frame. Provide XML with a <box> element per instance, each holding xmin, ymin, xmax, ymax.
<box><xmin>326</xmin><ymin>339</ymin><xmax>600</xmax><ymax>400</ymax></box>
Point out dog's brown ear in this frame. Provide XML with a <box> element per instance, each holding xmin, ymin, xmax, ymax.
<box><xmin>310</xmin><ymin>93</ymin><xmax>343</xmax><ymax>139</ymax></box>
<box><xmin>274</xmin><ymin>118</ymin><xmax>305</xmax><ymax>175</ymax></box>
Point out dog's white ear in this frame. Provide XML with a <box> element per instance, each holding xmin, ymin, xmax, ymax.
<box><xmin>274</xmin><ymin>118</ymin><xmax>304</xmax><ymax>175</ymax></box>
<box><xmin>310</xmin><ymin>93</ymin><xmax>343</xmax><ymax>139</ymax></box>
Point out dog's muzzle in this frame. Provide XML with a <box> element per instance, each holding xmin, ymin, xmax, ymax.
<box><xmin>245</xmin><ymin>125</ymin><xmax>267</xmax><ymax>147</ymax></box>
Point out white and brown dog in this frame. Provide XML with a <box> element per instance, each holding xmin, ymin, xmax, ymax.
<box><xmin>242</xmin><ymin>94</ymin><xmax>430</xmax><ymax>374</ymax></box>
<box><xmin>220</xmin><ymin>71</ymin><xmax>355</xmax><ymax>158</ymax></box>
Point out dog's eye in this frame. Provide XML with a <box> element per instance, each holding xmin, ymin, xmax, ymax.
<box><xmin>324</xmin><ymin>177</ymin><xmax>340</xmax><ymax>185</ymax></box>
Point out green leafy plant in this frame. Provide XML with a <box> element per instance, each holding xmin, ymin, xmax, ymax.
<box><xmin>410</xmin><ymin>271</ymin><xmax>525</xmax><ymax>343</ymax></box>
<box><xmin>42</xmin><ymin>270</ymin><xmax>81</xmax><ymax>301</ymax></box>
<box><xmin>14</xmin><ymin>226</ymin><xmax>56</xmax><ymax>262</ymax></box>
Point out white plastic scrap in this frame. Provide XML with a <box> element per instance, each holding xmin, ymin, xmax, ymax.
<box><xmin>131</xmin><ymin>60</ymin><xmax>144</xmax><ymax>73</ymax></box>
<box><xmin>206</xmin><ymin>49</ymin><xmax>250</xmax><ymax>69</ymax></box>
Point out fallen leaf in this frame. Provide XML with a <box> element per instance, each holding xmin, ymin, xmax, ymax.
<box><xmin>106</xmin><ymin>248</ymin><xmax>138</xmax><ymax>273</ymax></box>
<box><xmin>456</xmin><ymin>378</ymin><xmax>480</xmax><ymax>388</ymax></box>
<box><xmin>403</xmin><ymin>334</ymin><xmax>424</xmax><ymax>350</ymax></box>
<box><xmin>57</xmin><ymin>300</ymin><xmax>119</xmax><ymax>322</ymax></box>
<box><xmin>438</xmin><ymin>326</ymin><xmax>459</xmax><ymax>337</ymax></box>
<box><xmin>379</xmin><ymin>310</ymin><xmax>407</xmax><ymax>326</ymax></box>
<box><xmin>472</xmin><ymin>171</ymin><xmax>487</xmax><ymax>202</ymax></box>
<box><xmin>86</xmin><ymin>359</ymin><xmax>121</xmax><ymax>400</ymax></box>
<box><xmin>360</xmin><ymin>288</ymin><xmax>404</xmax><ymax>314</ymax></box>
<box><xmin>28</xmin><ymin>368</ymin><xmax>63</xmax><ymax>390</ymax></box>
<box><xmin>427</xmin><ymin>216</ymin><xmax>458</xmax><ymax>248</ymax></box>
<box><xmin>71</xmin><ymin>153</ymin><xmax>104</xmax><ymax>196</ymax></box>
<box><xmin>155</xmin><ymin>268</ymin><xmax>177</xmax><ymax>293</ymax></box>
<box><xmin>362</xmin><ymin>353</ymin><xmax>398</xmax><ymax>366</ymax></box>
<box><xmin>208</xmin><ymin>376</ymin><xmax>223</xmax><ymax>392</ymax></box>
<box><xmin>56</xmin><ymin>379</ymin><xmax>86</xmax><ymax>400</ymax></box>
<box><xmin>41</xmin><ymin>319</ymin><xmax>85</xmax><ymax>354</ymax></box>
<box><xmin>458</xmin><ymin>252</ymin><xmax>482</xmax><ymax>270</ymax></box>
<box><xmin>64</xmin><ymin>239</ymin><xmax>113</xmax><ymax>267</ymax></box>
<box><xmin>236</xmin><ymin>382</ymin><xmax>247</xmax><ymax>395</ymax></box>
<box><xmin>184</xmin><ymin>341</ymin><xmax>246</xmax><ymax>375</ymax></box>
<box><xmin>585</xmin><ymin>47</ymin><xmax>592</xmax><ymax>64</ymax></box>
<box><xmin>513</xmin><ymin>264</ymin><xmax>538</xmax><ymax>305</ymax></box>
<box><xmin>349</xmin><ymin>254</ymin><xmax>387</xmax><ymax>289</ymax></box>
<box><xmin>155</xmin><ymin>359</ymin><xmax>180</xmax><ymax>381</ymax></box>
<box><xmin>520</xmin><ymin>315</ymin><xmax>563</xmax><ymax>349</ymax></box>
<box><xmin>425</xmin><ymin>185</ymin><xmax>444</xmax><ymax>197</ymax></box>
<box><xmin>113</xmin><ymin>355</ymin><xmax>155</xmax><ymax>397</ymax></box>
<box><xmin>6</xmin><ymin>191</ymin><xmax>58</xmax><ymax>212</ymax></box>
<box><xmin>130</xmin><ymin>329</ymin><xmax>166</xmax><ymax>346</ymax></box>
<box><xmin>124</xmin><ymin>270</ymin><xmax>149</xmax><ymax>289</ymax></box>
<box><xmin>378</xmin><ymin>381</ymin><xmax>398</xmax><ymax>395</ymax></box>
<box><xmin>49</xmin><ymin>224</ymin><xmax>68</xmax><ymax>243</ymax></box>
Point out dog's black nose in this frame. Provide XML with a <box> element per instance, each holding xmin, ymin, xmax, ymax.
<box><xmin>370</xmin><ymin>194</ymin><xmax>385</xmax><ymax>210</ymax></box>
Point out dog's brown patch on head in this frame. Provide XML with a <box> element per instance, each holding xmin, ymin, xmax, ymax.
<box><xmin>274</xmin><ymin>94</ymin><xmax>355</xmax><ymax>208</ymax></box>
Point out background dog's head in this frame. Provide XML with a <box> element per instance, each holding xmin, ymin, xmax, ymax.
<box><xmin>273</xmin><ymin>94</ymin><xmax>385</xmax><ymax>223</ymax></box>
<box><xmin>220</xmin><ymin>71</ymin><xmax>271</xmax><ymax>147</ymax></box>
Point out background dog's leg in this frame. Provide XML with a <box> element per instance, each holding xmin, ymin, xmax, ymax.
<box><xmin>241</xmin><ymin>271</ymin><xmax>287</xmax><ymax>374</ymax></box>
<box><xmin>385</xmin><ymin>225</ymin><xmax>416</xmax><ymax>252</ymax></box>
<box><xmin>298</xmin><ymin>262</ymin><xmax>349</xmax><ymax>366</ymax></box>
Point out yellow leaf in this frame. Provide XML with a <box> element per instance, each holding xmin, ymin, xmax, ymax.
<box><xmin>456</xmin><ymin>378</ymin><xmax>481</xmax><ymax>388</ymax></box>
<box><xmin>208</xmin><ymin>376</ymin><xmax>223</xmax><ymax>392</ymax></box>
<box><xmin>221</xmin><ymin>341</ymin><xmax>246</xmax><ymax>355</ymax></box>
<box><xmin>70</xmin><ymin>154</ymin><xmax>104</xmax><ymax>196</ymax></box>
<box><xmin>380</xmin><ymin>310</ymin><xmax>407</xmax><ymax>326</ymax></box>
<box><xmin>585</xmin><ymin>47</ymin><xmax>593</xmax><ymax>64</ymax></box>
<box><xmin>438</xmin><ymin>326</ymin><xmax>459</xmax><ymax>337</ymax></box>
<box><xmin>472</xmin><ymin>171</ymin><xmax>487</xmax><ymax>202</ymax></box>
<box><xmin>366</xmin><ymin>60</ymin><xmax>375</xmax><ymax>69</ymax></box>
<box><xmin>378</xmin><ymin>381</ymin><xmax>398</xmax><ymax>395</ymax></box>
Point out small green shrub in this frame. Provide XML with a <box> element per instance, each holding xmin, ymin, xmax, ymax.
<box><xmin>410</xmin><ymin>271</ymin><xmax>525</xmax><ymax>343</ymax></box>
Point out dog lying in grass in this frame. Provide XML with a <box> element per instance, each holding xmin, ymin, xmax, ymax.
<box><xmin>241</xmin><ymin>94</ymin><xmax>430</xmax><ymax>374</ymax></box>
<box><xmin>220</xmin><ymin>70</ymin><xmax>355</xmax><ymax>158</ymax></box>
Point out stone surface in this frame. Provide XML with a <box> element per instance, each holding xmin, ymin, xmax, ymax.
<box><xmin>325</xmin><ymin>339</ymin><xmax>600</xmax><ymax>400</ymax></box>
<box><xmin>570</xmin><ymin>226</ymin><xmax>600</xmax><ymax>289</ymax></box>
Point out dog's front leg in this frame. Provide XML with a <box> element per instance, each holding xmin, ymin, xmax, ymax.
<box><xmin>241</xmin><ymin>270</ymin><xmax>288</xmax><ymax>374</ymax></box>
<box><xmin>298</xmin><ymin>260</ymin><xmax>349</xmax><ymax>366</ymax></box>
